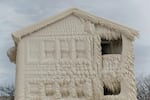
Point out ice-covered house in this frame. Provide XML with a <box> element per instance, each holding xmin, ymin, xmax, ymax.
<box><xmin>8</xmin><ymin>8</ymin><xmax>138</xmax><ymax>100</ymax></box>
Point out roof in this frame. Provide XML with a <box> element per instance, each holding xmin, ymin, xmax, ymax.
<box><xmin>12</xmin><ymin>8</ymin><xmax>139</xmax><ymax>45</ymax></box>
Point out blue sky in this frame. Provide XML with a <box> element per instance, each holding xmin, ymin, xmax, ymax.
<box><xmin>0</xmin><ymin>0</ymin><xmax>150</xmax><ymax>86</ymax></box>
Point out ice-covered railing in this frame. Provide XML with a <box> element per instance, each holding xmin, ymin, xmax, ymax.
<box><xmin>102</xmin><ymin>54</ymin><xmax>121</xmax><ymax>96</ymax></box>
<box><xmin>102</xmin><ymin>54</ymin><xmax>121</xmax><ymax>73</ymax></box>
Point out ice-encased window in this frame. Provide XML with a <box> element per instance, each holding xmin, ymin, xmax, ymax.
<box><xmin>101</xmin><ymin>39</ymin><xmax>122</xmax><ymax>55</ymax></box>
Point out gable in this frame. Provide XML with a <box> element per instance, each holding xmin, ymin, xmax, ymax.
<box><xmin>12</xmin><ymin>8</ymin><xmax>139</xmax><ymax>45</ymax></box>
<box><xmin>29</xmin><ymin>14</ymin><xmax>86</xmax><ymax>37</ymax></box>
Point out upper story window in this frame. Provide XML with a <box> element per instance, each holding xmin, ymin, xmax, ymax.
<box><xmin>75</xmin><ymin>39</ymin><xmax>87</xmax><ymax>59</ymax></box>
<box><xmin>44</xmin><ymin>40</ymin><xmax>56</xmax><ymax>59</ymax></box>
<box><xmin>101</xmin><ymin>39</ymin><xmax>122</xmax><ymax>55</ymax></box>
<box><xmin>60</xmin><ymin>39</ymin><xmax>71</xmax><ymax>59</ymax></box>
<box><xmin>27</xmin><ymin>39</ymin><xmax>40</xmax><ymax>64</ymax></box>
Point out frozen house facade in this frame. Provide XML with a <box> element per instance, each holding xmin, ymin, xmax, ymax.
<box><xmin>8</xmin><ymin>8</ymin><xmax>138</xmax><ymax>100</ymax></box>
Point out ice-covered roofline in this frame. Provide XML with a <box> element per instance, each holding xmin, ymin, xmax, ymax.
<box><xmin>11</xmin><ymin>8</ymin><xmax>138</xmax><ymax>45</ymax></box>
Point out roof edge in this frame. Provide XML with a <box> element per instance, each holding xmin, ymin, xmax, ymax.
<box><xmin>12</xmin><ymin>8</ymin><xmax>139</xmax><ymax>44</ymax></box>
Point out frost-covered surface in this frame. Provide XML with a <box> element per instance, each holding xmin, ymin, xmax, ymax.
<box><xmin>8</xmin><ymin>8</ymin><xmax>138</xmax><ymax>100</ymax></box>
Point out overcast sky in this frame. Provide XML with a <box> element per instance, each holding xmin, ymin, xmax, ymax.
<box><xmin>0</xmin><ymin>0</ymin><xmax>150</xmax><ymax>86</ymax></box>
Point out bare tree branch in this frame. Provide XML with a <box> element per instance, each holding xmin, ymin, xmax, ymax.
<box><xmin>137</xmin><ymin>75</ymin><xmax>150</xmax><ymax>100</ymax></box>
<box><xmin>0</xmin><ymin>84</ymin><xmax>14</xmax><ymax>96</ymax></box>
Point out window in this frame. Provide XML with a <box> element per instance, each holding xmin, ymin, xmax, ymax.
<box><xmin>44</xmin><ymin>40</ymin><xmax>56</xmax><ymax>59</ymax></box>
<box><xmin>75</xmin><ymin>39</ymin><xmax>87</xmax><ymax>58</ymax></box>
<box><xmin>45</xmin><ymin>83</ymin><xmax>56</xmax><ymax>96</ymax></box>
<box><xmin>60</xmin><ymin>40</ymin><xmax>71</xmax><ymax>59</ymax></box>
<box><xmin>29</xmin><ymin>83</ymin><xmax>41</xmax><ymax>96</ymax></box>
<box><xmin>27</xmin><ymin>39</ymin><xmax>40</xmax><ymax>64</ymax></box>
<box><xmin>101</xmin><ymin>39</ymin><xmax>122</xmax><ymax>55</ymax></box>
<box><xmin>103</xmin><ymin>82</ymin><xmax>121</xmax><ymax>95</ymax></box>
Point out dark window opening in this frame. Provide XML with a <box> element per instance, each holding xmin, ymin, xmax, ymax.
<box><xmin>101</xmin><ymin>39</ymin><xmax>122</xmax><ymax>55</ymax></box>
<box><xmin>103</xmin><ymin>83</ymin><xmax>121</xmax><ymax>95</ymax></box>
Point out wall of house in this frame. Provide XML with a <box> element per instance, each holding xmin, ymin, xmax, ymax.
<box><xmin>15</xmin><ymin>15</ymin><xmax>98</xmax><ymax>100</ymax></box>
<box><xmin>95</xmin><ymin>25</ymin><xmax>137</xmax><ymax>100</ymax></box>
<box><xmin>15</xmin><ymin>14</ymin><xmax>137</xmax><ymax>100</ymax></box>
